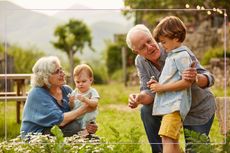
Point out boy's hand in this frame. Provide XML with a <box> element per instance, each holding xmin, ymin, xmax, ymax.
<box><xmin>147</xmin><ymin>76</ymin><xmax>158</xmax><ymax>88</ymax></box>
<box><xmin>150</xmin><ymin>82</ymin><xmax>162</xmax><ymax>93</ymax></box>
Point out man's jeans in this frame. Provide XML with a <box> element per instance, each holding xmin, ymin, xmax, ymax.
<box><xmin>141</xmin><ymin>103</ymin><xmax>214</xmax><ymax>153</ymax></box>
<box><xmin>141</xmin><ymin>104</ymin><xmax>162</xmax><ymax>153</ymax></box>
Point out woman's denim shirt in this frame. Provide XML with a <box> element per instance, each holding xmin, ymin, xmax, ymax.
<box><xmin>20</xmin><ymin>85</ymin><xmax>72</xmax><ymax>136</ymax></box>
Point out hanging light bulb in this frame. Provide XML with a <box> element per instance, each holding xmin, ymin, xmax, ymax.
<box><xmin>185</xmin><ymin>4</ymin><xmax>190</xmax><ymax>8</ymax></box>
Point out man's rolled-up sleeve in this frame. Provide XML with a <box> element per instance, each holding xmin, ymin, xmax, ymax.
<box><xmin>135</xmin><ymin>56</ymin><xmax>155</xmax><ymax>98</ymax></box>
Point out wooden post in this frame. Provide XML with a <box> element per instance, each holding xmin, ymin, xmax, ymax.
<box><xmin>122</xmin><ymin>47</ymin><xmax>127</xmax><ymax>86</ymax></box>
<box><xmin>215</xmin><ymin>97</ymin><xmax>230</xmax><ymax>134</ymax></box>
<box><xmin>16</xmin><ymin>79</ymin><xmax>26</xmax><ymax>124</ymax></box>
<box><xmin>0</xmin><ymin>54</ymin><xmax>14</xmax><ymax>92</ymax></box>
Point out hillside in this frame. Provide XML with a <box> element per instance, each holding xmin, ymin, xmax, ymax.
<box><xmin>0</xmin><ymin>1</ymin><xmax>65</xmax><ymax>58</ymax></box>
<box><xmin>0</xmin><ymin>1</ymin><xmax>133</xmax><ymax>61</ymax></box>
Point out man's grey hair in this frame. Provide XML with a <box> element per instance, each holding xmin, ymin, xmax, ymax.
<box><xmin>126</xmin><ymin>24</ymin><xmax>153</xmax><ymax>50</ymax></box>
<box><xmin>31</xmin><ymin>56</ymin><xmax>60</xmax><ymax>87</ymax></box>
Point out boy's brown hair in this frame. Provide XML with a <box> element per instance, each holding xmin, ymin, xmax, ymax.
<box><xmin>73</xmin><ymin>64</ymin><xmax>93</xmax><ymax>79</ymax></box>
<box><xmin>153</xmin><ymin>16</ymin><xmax>186</xmax><ymax>42</ymax></box>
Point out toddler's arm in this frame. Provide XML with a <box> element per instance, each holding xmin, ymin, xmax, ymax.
<box><xmin>77</xmin><ymin>94</ymin><xmax>98</xmax><ymax>109</ymax></box>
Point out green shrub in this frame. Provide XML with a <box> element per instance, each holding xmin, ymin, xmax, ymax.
<box><xmin>0</xmin><ymin>125</ymin><xmax>145</xmax><ymax>153</ymax></box>
<box><xmin>108</xmin><ymin>126</ymin><xmax>143</xmax><ymax>153</ymax></box>
<box><xmin>105</xmin><ymin>41</ymin><xmax>135</xmax><ymax>76</ymax></box>
<box><xmin>92</xmin><ymin>65</ymin><xmax>109</xmax><ymax>84</ymax></box>
<box><xmin>184</xmin><ymin>129</ymin><xmax>230</xmax><ymax>153</ymax></box>
<box><xmin>211</xmin><ymin>87</ymin><xmax>230</xmax><ymax>97</ymax></box>
<box><xmin>110</xmin><ymin>69</ymin><xmax>124</xmax><ymax>82</ymax></box>
<box><xmin>0</xmin><ymin>126</ymin><xmax>113</xmax><ymax>153</ymax></box>
<box><xmin>201</xmin><ymin>47</ymin><xmax>230</xmax><ymax>65</ymax></box>
<box><xmin>110</xmin><ymin>66</ymin><xmax>136</xmax><ymax>83</ymax></box>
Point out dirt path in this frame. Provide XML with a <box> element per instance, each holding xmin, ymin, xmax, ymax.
<box><xmin>99</xmin><ymin>104</ymin><xmax>141</xmax><ymax>112</ymax></box>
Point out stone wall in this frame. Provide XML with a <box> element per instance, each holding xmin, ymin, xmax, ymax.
<box><xmin>205</xmin><ymin>58</ymin><xmax>230</xmax><ymax>88</ymax></box>
<box><xmin>184</xmin><ymin>19</ymin><xmax>230</xmax><ymax>61</ymax></box>
<box><xmin>184</xmin><ymin>20</ymin><xmax>220</xmax><ymax>60</ymax></box>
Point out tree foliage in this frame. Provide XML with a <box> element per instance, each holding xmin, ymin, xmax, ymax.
<box><xmin>52</xmin><ymin>19</ymin><xmax>93</xmax><ymax>85</ymax></box>
<box><xmin>0</xmin><ymin>43</ymin><xmax>44</xmax><ymax>73</ymax></box>
<box><xmin>106</xmin><ymin>43</ymin><xmax>122</xmax><ymax>75</ymax></box>
<box><xmin>123</xmin><ymin>0</ymin><xmax>229</xmax><ymax>27</ymax></box>
<box><xmin>105</xmin><ymin>40</ymin><xmax>135</xmax><ymax>76</ymax></box>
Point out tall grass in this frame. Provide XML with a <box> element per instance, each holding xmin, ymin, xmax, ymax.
<box><xmin>0</xmin><ymin>102</ymin><xmax>21</xmax><ymax>141</ymax></box>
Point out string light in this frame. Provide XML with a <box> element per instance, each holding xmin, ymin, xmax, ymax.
<box><xmin>184</xmin><ymin>4</ymin><xmax>226</xmax><ymax>17</ymax></box>
<box><xmin>207</xmin><ymin>11</ymin><xmax>212</xmax><ymax>15</ymax></box>
<box><xmin>185</xmin><ymin>4</ymin><xmax>190</xmax><ymax>8</ymax></box>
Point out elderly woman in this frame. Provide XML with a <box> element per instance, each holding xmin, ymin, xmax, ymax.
<box><xmin>20</xmin><ymin>56</ymin><xmax>97</xmax><ymax>137</ymax></box>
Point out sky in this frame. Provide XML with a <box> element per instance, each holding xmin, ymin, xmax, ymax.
<box><xmin>8</xmin><ymin>0</ymin><xmax>125</xmax><ymax>15</ymax></box>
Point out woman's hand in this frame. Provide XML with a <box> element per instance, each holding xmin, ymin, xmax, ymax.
<box><xmin>86</xmin><ymin>122</ymin><xmax>98</xmax><ymax>134</ymax></box>
<box><xmin>68</xmin><ymin>95</ymin><xmax>75</xmax><ymax>103</ymax></box>
<box><xmin>68</xmin><ymin>94</ymin><xmax>75</xmax><ymax>109</ymax></box>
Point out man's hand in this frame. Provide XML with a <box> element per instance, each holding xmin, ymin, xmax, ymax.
<box><xmin>128</xmin><ymin>94</ymin><xmax>139</xmax><ymax>109</ymax></box>
<box><xmin>128</xmin><ymin>93</ymin><xmax>150</xmax><ymax>108</ymax></box>
<box><xmin>182</xmin><ymin>62</ymin><xmax>197</xmax><ymax>82</ymax></box>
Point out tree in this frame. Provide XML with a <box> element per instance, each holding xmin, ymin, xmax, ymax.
<box><xmin>0</xmin><ymin>43</ymin><xmax>44</xmax><ymax>73</ymax></box>
<box><xmin>105</xmin><ymin>38</ymin><xmax>135</xmax><ymax>75</ymax></box>
<box><xmin>123</xmin><ymin>0</ymin><xmax>229</xmax><ymax>28</ymax></box>
<box><xmin>52</xmin><ymin>19</ymin><xmax>94</xmax><ymax>85</ymax></box>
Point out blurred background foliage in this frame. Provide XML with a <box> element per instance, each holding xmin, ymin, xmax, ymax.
<box><xmin>0</xmin><ymin>0</ymin><xmax>229</xmax><ymax>85</ymax></box>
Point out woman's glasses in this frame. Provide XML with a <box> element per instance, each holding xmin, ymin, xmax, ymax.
<box><xmin>52</xmin><ymin>67</ymin><xmax>64</xmax><ymax>75</ymax></box>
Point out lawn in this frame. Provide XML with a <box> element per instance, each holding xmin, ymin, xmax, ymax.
<box><xmin>0</xmin><ymin>83</ymin><xmax>227</xmax><ymax>153</ymax></box>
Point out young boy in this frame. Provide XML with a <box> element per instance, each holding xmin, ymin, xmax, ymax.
<box><xmin>69</xmin><ymin>64</ymin><xmax>100</xmax><ymax>137</ymax></box>
<box><xmin>150</xmin><ymin>16</ymin><xmax>194</xmax><ymax>153</ymax></box>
